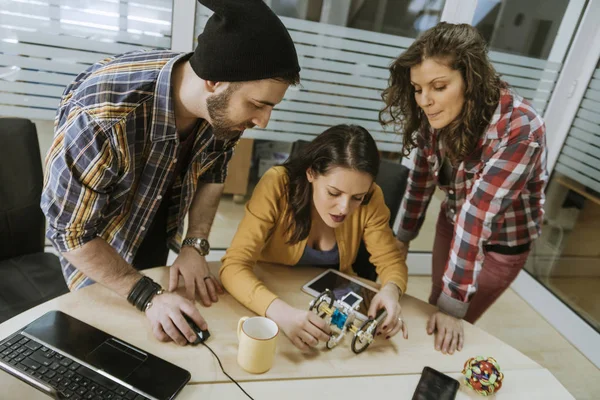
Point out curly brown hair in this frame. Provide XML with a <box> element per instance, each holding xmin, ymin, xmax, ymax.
<box><xmin>380</xmin><ymin>22</ymin><xmax>502</xmax><ymax>163</ymax></box>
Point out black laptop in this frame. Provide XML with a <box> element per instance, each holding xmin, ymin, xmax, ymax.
<box><xmin>0</xmin><ymin>310</ymin><xmax>190</xmax><ymax>400</ymax></box>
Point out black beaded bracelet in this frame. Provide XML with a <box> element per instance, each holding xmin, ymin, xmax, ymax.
<box><xmin>127</xmin><ymin>276</ymin><xmax>153</xmax><ymax>306</ymax></box>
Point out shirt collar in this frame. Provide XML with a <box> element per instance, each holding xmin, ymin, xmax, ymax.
<box><xmin>149</xmin><ymin>52</ymin><xmax>193</xmax><ymax>143</ymax></box>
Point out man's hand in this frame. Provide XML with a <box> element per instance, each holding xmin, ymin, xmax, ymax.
<box><xmin>266</xmin><ymin>299</ymin><xmax>331</xmax><ymax>352</ymax></box>
<box><xmin>169</xmin><ymin>247</ymin><xmax>224</xmax><ymax>306</ymax></box>
<box><xmin>367</xmin><ymin>282</ymin><xmax>408</xmax><ymax>340</ymax></box>
<box><xmin>145</xmin><ymin>292</ymin><xmax>208</xmax><ymax>346</ymax></box>
<box><xmin>427</xmin><ymin>311</ymin><xmax>464</xmax><ymax>354</ymax></box>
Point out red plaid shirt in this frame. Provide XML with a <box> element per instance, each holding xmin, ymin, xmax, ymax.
<box><xmin>397</xmin><ymin>88</ymin><xmax>547</xmax><ymax>318</ymax></box>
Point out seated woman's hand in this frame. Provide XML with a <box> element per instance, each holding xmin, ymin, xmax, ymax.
<box><xmin>266</xmin><ymin>299</ymin><xmax>331</xmax><ymax>351</ymax></box>
<box><xmin>368</xmin><ymin>282</ymin><xmax>408</xmax><ymax>340</ymax></box>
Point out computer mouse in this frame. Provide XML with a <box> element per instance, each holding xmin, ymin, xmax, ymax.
<box><xmin>183</xmin><ymin>315</ymin><xmax>211</xmax><ymax>345</ymax></box>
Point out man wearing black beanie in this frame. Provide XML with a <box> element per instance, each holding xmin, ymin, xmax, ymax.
<box><xmin>42</xmin><ymin>0</ymin><xmax>300</xmax><ymax>347</ymax></box>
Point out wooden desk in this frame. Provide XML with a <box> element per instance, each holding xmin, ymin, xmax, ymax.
<box><xmin>0</xmin><ymin>262</ymin><xmax>573</xmax><ymax>398</ymax></box>
<box><xmin>3</xmin><ymin>367</ymin><xmax>573</xmax><ymax>399</ymax></box>
<box><xmin>182</xmin><ymin>369</ymin><xmax>573</xmax><ymax>399</ymax></box>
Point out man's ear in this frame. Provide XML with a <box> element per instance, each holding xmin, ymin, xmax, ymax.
<box><xmin>205</xmin><ymin>81</ymin><xmax>236</xmax><ymax>94</ymax></box>
<box><xmin>205</xmin><ymin>80</ymin><xmax>219</xmax><ymax>93</ymax></box>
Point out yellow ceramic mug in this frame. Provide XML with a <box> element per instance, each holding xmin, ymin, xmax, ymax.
<box><xmin>237</xmin><ymin>316</ymin><xmax>279</xmax><ymax>374</ymax></box>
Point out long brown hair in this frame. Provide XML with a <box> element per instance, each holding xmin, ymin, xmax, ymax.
<box><xmin>282</xmin><ymin>124</ymin><xmax>380</xmax><ymax>244</ymax></box>
<box><xmin>380</xmin><ymin>22</ymin><xmax>501</xmax><ymax>163</ymax></box>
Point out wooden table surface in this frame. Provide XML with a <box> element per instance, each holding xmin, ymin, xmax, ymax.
<box><xmin>0</xmin><ymin>262</ymin><xmax>573</xmax><ymax>399</ymax></box>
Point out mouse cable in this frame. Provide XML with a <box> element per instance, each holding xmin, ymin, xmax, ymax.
<box><xmin>201</xmin><ymin>342</ymin><xmax>255</xmax><ymax>400</ymax></box>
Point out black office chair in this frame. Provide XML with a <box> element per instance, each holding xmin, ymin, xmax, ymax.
<box><xmin>352</xmin><ymin>159</ymin><xmax>409</xmax><ymax>281</ymax></box>
<box><xmin>288</xmin><ymin>139</ymin><xmax>410</xmax><ymax>281</ymax></box>
<box><xmin>0</xmin><ymin>118</ymin><xmax>68</xmax><ymax>323</ymax></box>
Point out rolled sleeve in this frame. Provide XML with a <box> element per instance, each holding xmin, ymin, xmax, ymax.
<box><xmin>41</xmin><ymin>105</ymin><xmax>118</xmax><ymax>253</ymax></box>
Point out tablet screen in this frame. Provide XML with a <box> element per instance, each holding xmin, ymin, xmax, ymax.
<box><xmin>306</xmin><ymin>270</ymin><xmax>377</xmax><ymax>318</ymax></box>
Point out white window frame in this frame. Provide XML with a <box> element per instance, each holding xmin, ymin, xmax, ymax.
<box><xmin>543</xmin><ymin>1</ymin><xmax>600</xmax><ymax>172</ymax></box>
<box><xmin>170</xmin><ymin>0</ymin><xmax>196</xmax><ymax>52</ymax></box>
<box><xmin>466</xmin><ymin>0</ymin><xmax>600</xmax><ymax>368</ymax></box>
<box><xmin>441</xmin><ymin>0</ymin><xmax>478</xmax><ymax>23</ymax></box>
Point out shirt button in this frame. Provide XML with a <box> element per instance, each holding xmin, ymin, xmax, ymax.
<box><xmin>157</xmin><ymin>195</ymin><xmax>163</xmax><ymax>200</ymax></box>
<box><xmin>140</xmin><ymin>226</ymin><xmax>145</xmax><ymax>231</ymax></box>
<box><xmin>448</xmin><ymin>189</ymin><xmax>454</xmax><ymax>195</ymax></box>
<box><xmin>172</xmin><ymin>158</ymin><xmax>177</xmax><ymax>164</ymax></box>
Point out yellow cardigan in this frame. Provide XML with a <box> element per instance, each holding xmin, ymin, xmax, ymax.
<box><xmin>220</xmin><ymin>166</ymin><xmax>408</xmax><ymax>316</ymax></box>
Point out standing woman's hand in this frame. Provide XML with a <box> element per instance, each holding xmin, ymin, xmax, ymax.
<box><xmin>427</xmin><ymin>311</ymin><xmax>464</xmax><ymax>354</ymax></box>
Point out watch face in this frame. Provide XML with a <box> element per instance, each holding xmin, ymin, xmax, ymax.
<box><xmin>183</xmin><ymin>238</ymin><xmax>210</xmax><ymax>255</ymax></box>
<box><xmin>199</xmin><ymin>239</ymin><xmax>210</xmax><ymax>254</ymax></box>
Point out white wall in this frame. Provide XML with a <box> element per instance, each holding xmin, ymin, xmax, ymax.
<box><xmin>490</xmin><ymin>0</ymin><xmax>569</xmax><ymax>59</ymax></box>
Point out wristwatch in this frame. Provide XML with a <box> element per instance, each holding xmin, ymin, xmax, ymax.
<box><xmin>182</xmin><ymin>237</ymin><xmax>210</xmax><ymax>256</ymax></box>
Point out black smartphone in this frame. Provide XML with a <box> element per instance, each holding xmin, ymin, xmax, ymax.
<box><xmin>412</xmin><ymin>366</ymin><xmax>460</xmax><ymax>400</ymax></box>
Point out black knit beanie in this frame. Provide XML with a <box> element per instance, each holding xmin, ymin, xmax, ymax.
<box><xmin>189</xmin><ymin>0</ymin><xmax>301</xmax><ymax>82</ymax></box>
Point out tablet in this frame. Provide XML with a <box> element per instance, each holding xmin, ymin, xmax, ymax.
<box><xmin>302</xmin><ymin>269</ymin><xmax>379</xmax><ymax>320</ymax></box>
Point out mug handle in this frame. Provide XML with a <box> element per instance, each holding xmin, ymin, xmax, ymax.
<box><xmin>237</xmin><ymin>316</ymin><xmax>249</xmax><ymax>341</ymax></box>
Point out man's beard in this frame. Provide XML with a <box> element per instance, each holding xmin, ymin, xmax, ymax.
<box><xmin>206</xmin><ymin>86</ymin><xmax>253</xmax><ymax>141</ymax></box>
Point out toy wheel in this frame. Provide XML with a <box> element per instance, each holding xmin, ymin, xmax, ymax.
<box><xmin>351</xmin><ymin>319</ymin><xmax>376</xmax><ymax>354</ymax></box>
<box><xmin>326</xmin><ymin>336</ymin><xmax>337</xmax><ymax>349</ymax></box>
<box><xmin>315</xmin><ymin>300</ymin><xmax>329</xmax><ymax>318</ymax></box>
<box><xmin>309</xmin><ymin>289</ymin><xmax>334</xmax><ymax>317</ymax></box>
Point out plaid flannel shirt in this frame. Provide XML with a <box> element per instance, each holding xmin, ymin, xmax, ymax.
<box><xmin>397</xmin><ymin>88</ymin><xmax>548</xmax><ymax>318</ymax></box>
<box><xmin>42</xmin><ymin>50</ymin><xmax>239</xmax><ymax>291</ymax></box>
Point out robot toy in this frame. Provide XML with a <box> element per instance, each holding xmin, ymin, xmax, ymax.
<box><xmin>308</xmin><ymin>289</ymin><xmax>387</xmax><ymax>354</ymax></box>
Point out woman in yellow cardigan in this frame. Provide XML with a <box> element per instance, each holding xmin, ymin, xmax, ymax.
<box><xmin>220</xmin><ymin>125</ymin><xmax>409</xmax><ymax>351</ymax></box>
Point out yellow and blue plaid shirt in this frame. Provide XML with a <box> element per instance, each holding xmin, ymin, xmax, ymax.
<box><xmin>42</xmin><ymin>50</ymin><xmax>239</xmax><ymax>290</ymax></box>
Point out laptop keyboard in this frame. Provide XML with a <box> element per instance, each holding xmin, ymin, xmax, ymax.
<box><xmin>0</xmin><ymin>333</ymin><xmax>150</xmax><ymax>400</ymax></box>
